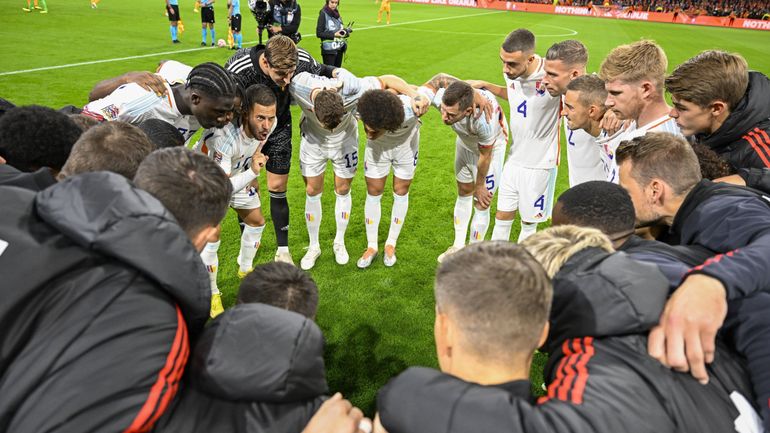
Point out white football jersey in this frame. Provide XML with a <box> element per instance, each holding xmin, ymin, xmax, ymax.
<box><xmin>564</xmin><ymin>118</ymin><xmax>605</xmax><ymax>186</ymax></box>
<box><xmin>505</xmin><ymin>56</ymin><xmax>562</xmax><ymax>169</ymax></box>
<box><xmin>83</xmin><ymin>82</ymin><xmax>201</xmax><ymax>143</ymax></box>
<box><xmin>596</xmin><ymin>129</ymin><xmax>621</xmax><ymax>184</ymax></box>
<box><xmin>289</xmin><ymin>72</ymin><xmax>381</xmax><ymax>146</ymax></box>
<box><xmin>622</xmin><ymin>114</ymin><xmax>682</xmax><ymax>140</ymax></box>
<box><xmin>426</xmin><ymin>87</ymin><xmax>508</xmax><ymax>154</ymax></box>
<box><xmin>156</xmin><ymin>60</ymin><xmax>193</xmax><ymax>85</ymax></box>
<box><xmin>368</xmin><ymin>95</ymin><xmax>421</xmax><ymax>148</ymax></box>
<box><xmin>199</xmin><ymin>120</ymin><xmax>275</xmax><ymax>192</ymax></box>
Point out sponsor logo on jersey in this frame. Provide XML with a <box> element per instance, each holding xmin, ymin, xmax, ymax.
<box><xmin>101</xmin><ymin>104</ymin><xmax>120</xmax><ymax>120</ymax></box>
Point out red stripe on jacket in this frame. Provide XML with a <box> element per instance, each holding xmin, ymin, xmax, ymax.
<box><xmin>743</xmin><ymin>130</ymin><xmax>770</xmax><ymax>168</ymax></box>
<box><xmin>123</xmin><ymin>305</ymin><xmax>189</xmax><ymax>433</ymax></box>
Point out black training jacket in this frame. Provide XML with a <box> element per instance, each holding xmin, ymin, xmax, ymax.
<box><xmin>0</xmin><ymin>172</ymin><xmax>210</xmax><ymax>433</ymax></box>
<box><xmin>154</xmin><ymin>303</ymin><xmax>327</xmax><ymax>433</ymax></box>
<box><xmin>377</xmin><ymin>249</ymin><xmax>757</xmax><ymax>433</ymax></box>
<box><xmin>694</xmin><ymin>71</ymin><xmax>770</xmax><ymax>170</ymax></box>
<box><xmin>668</xmin><ymin>179</ymin><xmax>770</xmax><ymax>300</ymax></box>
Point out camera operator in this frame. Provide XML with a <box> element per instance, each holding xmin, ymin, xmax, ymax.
<box><xmin>268</xmin><ymin>0</ymin><xmax>301</xmax><ymax>43</ymax></box>
<box><xmin>316</xmin><ymin>0</ymin><xmax>348</xmax><ymax>67</ymax></box>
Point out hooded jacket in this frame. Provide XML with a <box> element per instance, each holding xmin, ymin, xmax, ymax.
<box><xmin>154</xmin><ymin>303</ymin><xmax>328</xmax><ymax>433</ymax></box>
<box><xmin>0</xmin><ymin>172</ymin><xmax>210</xmax><ymax>433</ymax></box>
<box><xmin>377</xmin><ymin>249</ymin><xmax>758</xmax><ymax>433</ymax></box>
<box><xmin>694</xmin><ymin>71</ymin><xmax>770</xmax><ymax>170</ymax></box>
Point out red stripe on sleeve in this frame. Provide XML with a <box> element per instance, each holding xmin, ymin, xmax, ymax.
<box><xmin>570</xmin><ymin>337</ymin><xmax>595</xmax><ymax>404</ymax></box>
<box><xmin>122</xmin><ymin>305</ymin><xmax>189</xmax><ymax>433</ymax></box>
<box><xmin>557</xmin><ymin>339</ymin><xmax>582</xmax><ymax>401</ymax></box>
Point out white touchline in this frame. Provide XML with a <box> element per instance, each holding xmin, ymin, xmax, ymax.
<box><xmin>0</xmin><ymin>10</ymin><xmax>506</xmax><ymax>76</ymax></box>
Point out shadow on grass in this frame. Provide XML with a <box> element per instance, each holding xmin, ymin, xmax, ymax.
<box><xmin>325</xmin><ymin>323</ymin><xmax>409</xmax><ymax>416</ymax></box>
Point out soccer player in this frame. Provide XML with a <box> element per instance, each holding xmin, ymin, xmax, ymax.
<box><xmin>23</xmin><ymin>0</ymin><xmax>47</xmax><ymax>13</ymax></box>
<box><xmin>665</xmin><ymin>50</ymin><xmax>770</xmax><ymax>170</ymax></box>
<box><xmin>377</xmin><ymin>0</ymin><xmax>391</xmax><ymax>24</ymax></box>
<box><xmin>228</xmin><ymin>0</ymin><xmax>243</xmax><ymax>49</ymax></box>
<box><xmin>83</xmin><ymin>62</ymin><xmax>238</xmax><ymax>145</ymax></box>
<box><xmin>355</xmin><ymin>89</ymin><xmax>429</xmax><ymax>268</ymax></box>
<box><xmin>418</xmin><ymin>76</ymin><xmax>507</xmax><ymax>262</ymax></box>
<box><xmin>540</xmin><ymin>40</ymin><xmax>604</xmax><ymax>186</ymax></box>
<box><xmin>197</xmin><ymin>84</ymin><xmax>275</xmax><ymax>318</ymax></box>
<box><xmin>562</xmin><ymin>75</ymin><xmax>618</xmax><ymax>182</ymax></box>
<box><xmin>599</xmin><ymin>40</ymin><xmax>681</xmax><ymax>140</ymax></box>
<box><xmin>200</xmin><ymin>0</ymin><xmax>216</xmax><ymax>46</ymax></box>
<box><xmin>225</xmin><ymin>34</ymin><xmax>352</xmax><ymax>264</ymax></box>
<box><xmin>469</xmin><ymin>29</ymin><xmax>562</xmax><ymax>243</ymax></box>
<box><xmin>166</xmin><ymin>0</ymin><xmax>182</xmax><ymax>43</ymax></box>
<box><xmin>289</xmin><ymin>71</ymin><xmax>420</xmax><ymax>270</ymax></box>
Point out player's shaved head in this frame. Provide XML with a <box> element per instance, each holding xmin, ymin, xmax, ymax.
<box><xmin>442</xmin><ymin>81</ymin><xmax>474</xmax><ymax>112</ymax></box>
<box><xmin>238</xmin><ymin>262</ymin><xmax>319</xmax><ymax>319</ymax></box>
<box><xmin>566</xmin><ymin>74</ymin><xmax>607</xmax><ymax>107</ymax></box>
<box><xmin>545</xmin><ymin>40</ymin><xmax>588</xmax><ymax>67</ymax></box>
<box><xmin>435</xmin><ymin>242</ymin><xmax>552</xmax><ymax>364</ymax></box>
<box><xmin>502</xmin><ymin>28</ymin><xmax>535</xmax><ymax>54</ymax></box>
<box><xmin>314</xmin><ymin>89</ymin><xmax>345</xmax><ymax>130</ymax></box>
<box><xmin>553</xmin><ymin>181</ymin><xmax>636</xmax><ymax>240</ymax></box>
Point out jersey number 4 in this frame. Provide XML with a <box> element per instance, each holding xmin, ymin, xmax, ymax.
<box><xmin>534</xmin><ymin>194</ymin><xmax>545</xmax><ymax>210</ymax></box>
<box><xmin>516</xmin><ymin>101</ymin><xmax>527</xmax><ymax>118</ymax></box>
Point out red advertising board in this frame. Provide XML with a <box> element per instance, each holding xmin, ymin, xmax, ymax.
<box><xmin>392</xmin><ymin>0</ymin><xmax>770</xmax><ymax>31</ymax></box>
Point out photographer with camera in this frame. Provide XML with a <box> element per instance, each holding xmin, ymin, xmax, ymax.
<box><xmin>316</xmin><ymin>0</ymin><xmax>351</xmax><ymax>67</ymax></box>
<box><xmin>267</xmin><ymin>0</ymin><xmax>302</xmax><ymax>43</ymax></box>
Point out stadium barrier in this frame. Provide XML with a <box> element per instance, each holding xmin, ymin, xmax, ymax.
<box><xmin>392</xmin><ymin>0</ymin><xmax>770</xmax><ymax>31</ymax></box>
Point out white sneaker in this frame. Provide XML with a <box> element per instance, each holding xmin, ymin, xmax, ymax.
<box><xmin>274</xmin><ymin>250</ymin><xmax>294</xmax><ymax>265</ymax></box>
<box><xmin>356</xmin><ymin>248</ymin><xmax>378</xmax><ymax>269</ymax></box>
<box><xmin>437</xmin><ymin>245</ymin><xmax>463</xmax><ymax>263</ymax></box>
<box><xmin>383</xmin><ymin>244</ymin><xmax>397</xmax><ymax>267</ymax></box>
<box><xmin>300</xmin><ymin>247</ymin><xmax>322</xmax><ymax>270</ymax></box>
<box><xmin>333</xmin><ymin>242</ymin><xmax>349</xmax><ymax>265</ymax></box>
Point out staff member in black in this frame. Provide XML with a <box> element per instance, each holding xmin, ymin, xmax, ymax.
<box><xmin>316</xmin><ymin>0</ymin><xmax>346</xmax><ymax>67</ymax></box>
<box><xmin>268</xmin><ymin>0</ymin><xmax>302</xmax><ymax>43</ymax></box>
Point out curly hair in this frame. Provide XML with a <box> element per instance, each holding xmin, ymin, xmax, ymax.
<box><xmin>357</xmin><ymin>90</ymin><xmax>405</xmax><ymax>133</ymax></box>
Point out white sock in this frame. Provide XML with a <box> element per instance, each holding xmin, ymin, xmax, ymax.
<box><xmin>277</xmin><ymin>246</ymin><xmax>289</xmax><ymax>254</ymax></box>
<box><xmin>305</xmin><ymin>193</ymin><xmax>322</xmax><ymax>249</ymax></box>
<box><xmin>518</xmin><ymin>221</ymin><xmax>538</xmax><ymax>243</ymax></box>
<box><xmin>386</xmin><ymin>192</ymin><xmax>409</xmax><ymax>247</ymax></box>
<box><xmin>491</xmin><ymin>218</ymin><xmax>514</xmax><ymax>241</ymax></box>
<box><xmin>453</xmin><ymin>195</ymin><xmax>473</xmax><ymax>248</ymax></box>
<box><xmin>334</xmin><ymin>191</ymin><xmax>352</xmax><ymax>245</ymax></box>
<box><xmin>364</xmin><ymin>193</ymin><xmax>382</xmax><ymax>249</ymax></box>
<box><xmin>238</xmin><ymin>224</ymin><xmax>264</xmax><ymax>272</ymax></box>
<box><xmin>469</xmin><ymin>208</ymin><xmax>490</xmax><ymax>243</ymax></box>
<box><xmin>200</xmin><ymin>240</ymin><xmax>220</xmax><ymax>295</ymax></box>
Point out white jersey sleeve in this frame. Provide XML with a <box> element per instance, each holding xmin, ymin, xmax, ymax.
<box><xmin>201</xmin><ymin>124</ymin><xmax>259</xmax><ymax>193</ymax></box>
<box><xmin>83</xmin><ymin>83</ymin><xmax>165</xmax><ymax>123</ymax></box>
<box><xmin>156</xmin><ymin>60</ymin><xmax>193</xmax><ymax>85</ymax></box>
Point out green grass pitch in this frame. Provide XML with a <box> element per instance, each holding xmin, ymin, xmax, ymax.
<box><xmin>2</xmin><ymin>0</ymin><xmax>769</xmax><ymax>414</ymax></box>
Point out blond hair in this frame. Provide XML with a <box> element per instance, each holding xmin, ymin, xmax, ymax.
<box><xmin>599</xmin><ymin>40</ymin><xmax>668</xmax><ymax>91</ymax></box>
<box><xmin>665</xmin><ymin>50</ymin><xmax>749</xmax><ymax>111</ymax></box>
<box><xmin>521</xmin><ymin>225</ymin><xmax>613</xmax><ymax>278</ymax></box>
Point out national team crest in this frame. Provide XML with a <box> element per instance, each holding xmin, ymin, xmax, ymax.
<box><xmin>100</xmin><ymin>104</ymin><xmax>120</xmax><ymax>120</ymax></box>
<box><xmin>535</xmin><ymin>81</ymin><xmax>546</xmax><ymax>96</ymax></box>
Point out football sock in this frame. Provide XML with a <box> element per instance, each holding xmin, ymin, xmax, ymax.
<box><xmin>269</xmin><ymin>190</ymin><xmax>290</xmax><ymax>247</ymax></box>
<box><xmin>39</xmin><ymin>0</ymin><xmax>46</xmax><ymax>10</ymax></box>
<box><xmin>386</xmin><ymin>192</ymin><xmax>409</xmax><ymax>247</ymax></box>
<box><xmin>518</xmin><ymin>221</ymin><xmax>538</xmax><ymax>243</ymax></box>
<box><xmin>170</xmin><ymin>26</ymin><xmax>177</xmax><ymax>40</ymax></box>
<box><xmin>364</xmin><ymin>193</ymin><xmax>382</xmax><ymax>249</ymax></box>
<box><xmin>277</xmin><ymin>246</ymin><xmax>289</xmax><ymax>254</ymax></box>
<box><xmin>211</xmin><ymin>29</ymin><xmax>216</xmax><ymax>43</ymax></box>
<box><xmin>202</xmin><ymin>28</ymin><xmax>207</xmax><ymax>43</ymax></box>
<box><xmin>201</xmin><ymin>240</ymin><xmax>220</xmax><ymax>294</ymax></box>
<box><xmin>490</xmin><ymin>218</ymin><xmax>513</xmax><ymax>241</ymax></box>
<box><xmin>238</xmin><ymin>224</ymin><xmax>264</xmax><ymax>273</ymax></box>
<box><xmin>452</xmin><ymin>195</ymin><xmax>473</xmax><ymax>248</ymax></box>
<box><xmin>305</xmin><ymin>193</ymin><xmax>322</xmax><ymax>249</ymax></box>
<box><xmin>236</xmin><ymin>33</ymin><xmax>242</xmax><ymax>47</ymax></box>
<box><xmin>334</xmin><ymin>191</ymin><xmax>351</xmax><ymax>245</ymax></box>
<box><xmin>469</xmin><ymin>208</ymin><xmax>490</xmax><ymax>243</ymax></box>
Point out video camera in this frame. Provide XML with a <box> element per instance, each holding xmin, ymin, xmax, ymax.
<box><xmin>338</xmin><ymin>21</ymin><xmax>355</xmax><ymax>38</ymax></box>
<box><xmin>249</xmin><ymin>0</ymin><xmax>272</xmax><ymax>29</ymax></box>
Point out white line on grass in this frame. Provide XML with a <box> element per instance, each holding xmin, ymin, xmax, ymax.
<box><xmin>0</xmin><ymin>10</ymin><xmax>505</xmax><ymax>76</ymax></box>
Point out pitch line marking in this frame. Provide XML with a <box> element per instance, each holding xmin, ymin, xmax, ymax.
<box><xmin>0</xmin><ymin>10</ymin><xmax>505</xmax><ymax>76</ymax></box>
